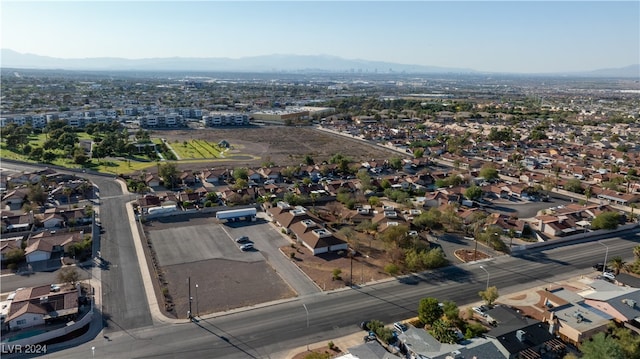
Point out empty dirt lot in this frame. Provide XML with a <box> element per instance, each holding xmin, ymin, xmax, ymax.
<box><xmin>155</xmin><ymin>126</ymin><xmax>400</xmax><ymax>168</ymax></box>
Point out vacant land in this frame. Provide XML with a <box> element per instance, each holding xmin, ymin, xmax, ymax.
<box><xmin>144</xmin><ymin>215</ymin><xmax>295</xmax><ymax>318</ymax></box>
<box><xmin>156</xmin><ymin>126</ymin><xmax>400</xmax><ymax>169</ymax></box>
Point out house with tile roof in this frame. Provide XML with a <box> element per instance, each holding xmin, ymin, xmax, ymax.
<box><xmin>24</xmin><ymin>231</ymin><xmax>85</xmax><ymax>263</ymax></box>
<box><xmin>5</xmin><ymin>284</ymin><xmax>80</xmax><ymax>331</ymax></box>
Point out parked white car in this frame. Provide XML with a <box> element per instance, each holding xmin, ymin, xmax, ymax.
<box><xmin>602</xmin><ymin>272</ymin><xmax>615</xmax><ymax>281</ymax></box>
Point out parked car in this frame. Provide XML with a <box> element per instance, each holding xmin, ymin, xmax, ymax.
<box><xmin>235</xmin><ymin>236</ymin><xmax>250</xmax><ymax>243</ymax></box>
<box><xmin>593</xmin><ymin>263</ymin><xmax>611</xmax><ymax>272</ymax></box>
<box><xmin>393</xmin><ymin>322</ymin><xmax>408</xmax><ymax>333</ymax></box>
<box><xmin>472</xmin><ymin>306</ymin><xmax>488</xmax><ymax>317</ymax></box>
<box><xmin>363</xmin><ymin>332</ymin><xmax>377</xmax><ymax>343</ymax></box>
<box><xmin>359</xmin><ymin>320</ymin><xmax>371</xmax><ymax>331</ymax></box>
<box><xmin>601</xmin><ymin>272</ymin><xmax>615</xmax><ymax>281</ymax></box>
<box><xmin>50</xmin><ymin>284</ymin><xmax>61</xmax><ymax>292</ymax></box>
<box><xmin>240</xmin><ymin>243</ymin><xmax>254</xmax><ymax>251</ymax></box>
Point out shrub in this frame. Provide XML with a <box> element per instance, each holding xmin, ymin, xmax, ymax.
<box><xmin>332</xmin><ymin>268</ymin><xmax>342</xmax><ymax>280</ymax></box>
<box><xmin>464</xmin><ymin>321</ymin><xmax>487</xmax><ymax>338</ymax></box>
<box><xmin>384</xmin><ymin>263</ymin><xmax>400</xmax><ymax>276</ymax></box>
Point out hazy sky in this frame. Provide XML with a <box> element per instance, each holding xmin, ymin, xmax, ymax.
<box><xmin>2</xmin><ymin>1</ymin><xmax>639</xmax><ymax>73</ymax></box>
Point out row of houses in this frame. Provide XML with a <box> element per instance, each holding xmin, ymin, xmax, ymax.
<box><xmin>340</xmin><ymin>278</ymin><xmax>640</xmax><ymax>359</ymax></box>
<box><xmin>267</xmin><ymin>202</ymin><xmax>348</xmax><ymax>255</ymax></box>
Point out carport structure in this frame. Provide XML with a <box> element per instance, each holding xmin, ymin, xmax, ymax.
<box><xmin>215</xmin><ymin>207</ymin><xmax>257</xmax><ymax>222</ymax></box>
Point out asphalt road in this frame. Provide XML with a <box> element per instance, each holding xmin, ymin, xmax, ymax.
<box><xmin>1</xmin><ymin>269</ymin><xmax>91</xmax><ymax>294</ymax></box>
<box><xmin>94</xmin><ymin>178</ymin><xmax>154</xmax><ymax>332</ymax></box>
<box><xmin>41</xmin><ymin>231</ymin><xmax>639</xmax><ymax>359</ymax></box>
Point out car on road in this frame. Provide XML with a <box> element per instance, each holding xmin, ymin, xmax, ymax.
<box><xmin>235</xmin><ymin>236</ymin><xmax>250</xmax><ymax>243</ymax></box>
<box><xmin>240</xmin><ymin>243</ymin><xmax>254</xmax><ymax>251</ymax></box>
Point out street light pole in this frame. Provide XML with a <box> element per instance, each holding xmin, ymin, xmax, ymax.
<box><xmin>480</xmin><ymin>265</ymin><xmax>490</xmax><ymax>290</ymax></box>
<box><xmin>598</xmin><ymin>241</ymin><xmax>609</xmax><ymax>276</ymax></box>
<box><xmin>195</xmin><ymin>284</ymin><xmax>199</xmax><ymax>317</ymax></box>
<box><xmin>188</xmin><ymin>276</ymin><xmax>192</xmax><ymax>320</ymax></box>
<box><xmin>302</xmin><ymin>304</ymin><xmax>310</xmax><ymax>351</ymax></box>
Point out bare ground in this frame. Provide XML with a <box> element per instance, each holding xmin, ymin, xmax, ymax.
<box><xmin>152</xmin><ymin>126</ymin><xmax>400</xmax><ymax>169</ymax></box>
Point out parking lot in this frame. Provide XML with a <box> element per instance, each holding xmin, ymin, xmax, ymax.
<box><xmin>145</xmin><ymin>214</ymin><xmax>297</xmax><ymax>317</ymax></box>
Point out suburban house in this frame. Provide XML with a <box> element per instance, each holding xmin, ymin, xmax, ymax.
<box><xmin>484</xmin><ymin>305</ymin><xmax>566</xmax><ymax>359</ymax></box>
<box><xmin>397</xmin><ymin>325</ymin><xmax>506</xmax><ymax>359</ymax></box>
<box><xmin>506</xmin><ymin>286</ymin><xmax>611</xmax><ymax>346</ymax></box>
<box><xmin>4</xmin><ymin>284</ymin><xmax>80</xmax><ymax>332</ymax></box>
<box><xmin>1</xmin><ymin>212</ymin><xmax>33</xmax><ymax>233</ymax></box>
<box><xmin>485</xmin><ymin>213</ymin><xmax>527</xmax><ymax>237</ymax></box>
<box><xmin>24</xmin><ymin>231</ymin><xmax>85</xmax><ymax>263</ymax></box>
<box><xmin>1</xmin><ymin>189</ymin><xmax>28</xmax><ymax>210</ymax></box>
<box><xmin>144</xmin><ymin>173</ymin><xmax>160</xmax><ymax>187</ymax></box>
<box><xmin>290</xmin><ymin>218</ymin><xmax>347</xmax><ymax>255</ymax></box>
<box><xmin>577</xmin><ymin>279</ymin><xmax>640</xmax><ymax>328</ymax></box>
<box><xmin>268</xmin><ymin>202</ymin><xmax>348</xmax><ymax>255</ymax></box>
<box><xmin>0</xmin><ymin>236</ymin><xmax>23</xmax><ymax>263</ymax></box>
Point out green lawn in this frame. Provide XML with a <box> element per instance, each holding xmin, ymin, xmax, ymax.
<box><xmin>168</xmin><ymin>139</ymin><xmax>224</xmax><ymax>160</ymax></box>
<box><xmin>1</xmin><ymin>137</ymin><xmax>251</xmax><ymax>175</ymax></box>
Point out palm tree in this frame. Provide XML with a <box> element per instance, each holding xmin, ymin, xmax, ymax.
<box><xmin>608</xmin><ymin>256</ymin><xmax>627</xmax><ymax>275</ymax></box>
<box><xmin>633</xmin><ymin>245</ymin><xmax>640</xmax><ymax>260</ymax></box>
<box><xmin>63</xmin><ymin>186</ymin><xmax>73</xmax><ymax>210</ymax></box>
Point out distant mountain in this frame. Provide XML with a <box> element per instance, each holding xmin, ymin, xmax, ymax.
<box><xmin>1</xmin><ymin>49</ymin><xmax>638</xmax><ymax>77</ymax></box>
<box><xmin>581</xmin><ymin>64</ymin><xmax>640</xmax><ymax>78</ymax></box>
<box><xmin>0</xmin><ymin>49</ymin><xmax>474</xmax><ymax>74</ymax></box>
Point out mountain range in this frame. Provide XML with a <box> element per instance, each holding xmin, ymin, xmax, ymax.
<box><xmin>1</xmin><ymin>49</ymin><xmax>638</xmax><ymax>77</ymax></box>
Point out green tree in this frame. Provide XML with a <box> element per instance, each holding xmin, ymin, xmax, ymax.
<box><xmin>388</xmin><ymin>157</ymin><xmax>403</xmax><ymax>170</ymax></box>
<box><xmin>479</xmin><ymin>286</ymin><xmax>499</xmax><ymax>306</ymax></box>
<box><xmin>3</xmin><ymin>248</ymin><xmax>25</xmax><ymax>266</ymax></box>
<box><xmin>579</xmin><ymin>332</ymin><xmax>624</xmax><ymax>359</ymax></box>
<box><xmin>479</xmin><ymin>165</ymin><xmax>499</xmax><ymax>181</ymax></box>
<box><xmin>608</xmin><ymin>256</ymin><xmax>627</xmax><ymax>275</ymax></box>
<box><xmin>368</xmin><ymin>196</ymin><xmax>381</xmax><ymax>207</ymax></box>
<box><xmin>28</xmin><ymin>184</ymin><xmax>48</xmax><ymax>205</ymax></box>
<box><xmin>564</xmin><ymin>178</ymin><xmax>584</xmax><ymax>194</ymax></box>
<box><xmin>303</xmin><ymin>154</ymin><xmax>314</xmax><ymax>165</ymax></box>
<box><xmin>418</xmin><ymin>297</ymin><xmax>443</xmax><ymax>325</ymax></box>
<box><xmin>413</xmin><ymin>148</ymin><xmax>424</xmax><ymax>158</ymax></box>
<box><xmin>159</xmin><ymin>162</ymin><xmax>179</xmax><ymax>189</ymax></box>
<box><xmin>413</xmin><ymin>208</ymin><xmax>442</xmax><ymax>231</ymax></box>
<box><xmin>232</xmin><ymin>167</ymin><xmax>248</xmax><ymax>180</ymax></box>
<box><xmin>591</xmin><ymin>211</ymin><xmax>621</xmax><ymax>230</ymax></box>
<box><xmin>608</xmin><ymin>324</ymin><xmax>640</xmax><ymax>359</ymax></box>
<box><xmin>429</xmin><ymin>319</ymin><xmax>458</xmax><ymax>344</ymax></box>
<box><xmin>465</xmin><ymin>185</ymin><xmax>483</xmax><ymax>201</ymax></box>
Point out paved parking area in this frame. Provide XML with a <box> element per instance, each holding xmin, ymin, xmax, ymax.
<box><xmin>151</xmin><ymin>223</ymin><xmax>263</xmax><ymax>266</ymax></box>
<box><xmin>145</xmin><ymin>214</ymin><xmax>306</xmax><ymax>318</ymax></box>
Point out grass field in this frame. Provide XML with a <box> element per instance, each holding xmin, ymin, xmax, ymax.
<box><xmin>168</xmin><ymin>139</ymin><xmax>224</xmax><ymax>160</ymax></box>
